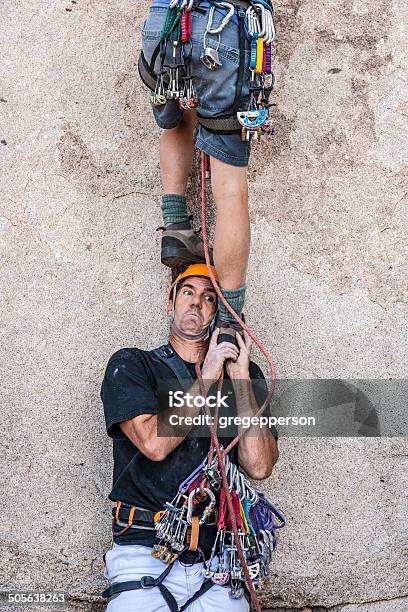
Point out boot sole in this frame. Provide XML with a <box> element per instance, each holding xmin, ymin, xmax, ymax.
<box><xmin>217</xmin><ymin>332</ymin><xmax>239</xmax><ymax>348</ymax></box>
<box><xmin>161</xmin><ymin>237</ymin><xmax>213</xmax><ymax>269</ymax></box>
<box><xmin>161</xmin><ymin>248</ymin><xmax>209</xmax><ymax>268</ymax></box>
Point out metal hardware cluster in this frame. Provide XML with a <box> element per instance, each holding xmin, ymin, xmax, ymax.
<box><xmin>152</xmin><ymin>451</ymin><xmax>285</xmax><ymax>599</ymax></box>
<box><xmin>239</xmin><ymin>0</ymin><xmax>276</xmax><ymax>141</ymax></box>
<box><xmin>149</xmin><ymin>0</ymin><xmax>199</xmax><ymax>110</ymax></box>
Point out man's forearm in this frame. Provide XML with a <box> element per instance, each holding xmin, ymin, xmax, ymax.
<box><xmin>233</xmin><ymin>378</ymin><xmax>278</xmax><ymax>480</ymax></box>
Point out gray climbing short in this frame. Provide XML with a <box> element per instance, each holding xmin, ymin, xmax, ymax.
<box><xmin>141</xmin><ymin>2</ymin><xmax>252</xmax><ymax>167</ymax></box>
<box><xmin>103</xmin><ymin>542</ymin><xmax>250</xmax><ymax>611</ymax></box>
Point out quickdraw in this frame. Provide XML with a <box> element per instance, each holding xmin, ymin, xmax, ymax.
<box><xmin>239</xmin><ymin>0</ymin><xmax>276</xmax><ymax>142</ymax></box>
<box><xmin>149</xmin><ymin>0</ymin><xmax>200</xmax><ymax>111</ymax></box>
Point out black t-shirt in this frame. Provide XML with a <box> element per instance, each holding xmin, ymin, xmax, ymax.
<box><xmin>101</xmin><ymin>344</ymin><xmax>276</xmax><ymax>548</ymax></box>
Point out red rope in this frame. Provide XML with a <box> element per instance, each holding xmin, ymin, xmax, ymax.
<box><xmin>200</xmin><ymin>151</ymin><xmax>276</xmax><ymax>456</ymax></box>
<box><xmin>196</xmin><ymin>151</ymin><xmax>278</xmax><ymax>612</ymax></box>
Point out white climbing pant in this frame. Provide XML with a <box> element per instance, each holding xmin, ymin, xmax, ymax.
<box><xmin>103</xmin><ymin>543</ymin><xmax>250</xmax><ymax>612</ymax></box>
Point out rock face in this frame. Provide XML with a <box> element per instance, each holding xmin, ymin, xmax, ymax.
<box><xmin>0</xmin><ymin>0</ymin><xmax>407</xmax><ymax>610</ymax></box>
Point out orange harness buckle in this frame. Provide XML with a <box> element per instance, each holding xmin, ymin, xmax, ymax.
<box><xmin>112</xmin><ymin>500</ymin><xmax>137</xmax><ymax>537</ymax></box>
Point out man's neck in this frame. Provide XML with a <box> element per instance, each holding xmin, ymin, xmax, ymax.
<box><xmin>168</xmin><ymin>328</ymin><xmax>209</xmax><ymax>364</ymax></box>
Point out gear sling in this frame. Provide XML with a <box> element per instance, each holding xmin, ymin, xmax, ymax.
<box><xmin>138</xmin><ymin>0</ymin><xmax>248</xmax><ymax>135</ymax></box>
<box><xmin>102</xmin><ymin>344</ymin><xmax>227</xmax><ymax>610</ymax></box>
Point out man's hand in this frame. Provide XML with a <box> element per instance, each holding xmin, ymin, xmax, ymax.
<box><xmin>201</xmin><ymin>328</ymin><xmax>239</xmax><ymax>381</ymax></box>
<box><xmin>226</xmin><ymin>331</ymin><xmax>252</xmax><ymax>380</ymax></box>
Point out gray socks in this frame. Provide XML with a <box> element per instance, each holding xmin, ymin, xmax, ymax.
<box><xmin>218</xmin><ymin>285</ymin><xmax>246</xmax><ymax>325</ymax></box>
<box><xmin>161</xmin><ymin>194</ymin><xmax>189</xmax><ymax>227</ymax></box>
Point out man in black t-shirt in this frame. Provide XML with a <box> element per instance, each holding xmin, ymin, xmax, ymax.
<box><xmin>101</xmin><ymin>263</ymin><xmax>278</xmax><ymax>611</ymax></box>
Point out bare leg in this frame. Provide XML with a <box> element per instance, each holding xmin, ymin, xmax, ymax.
<box><xmin>160</xmin><ymin>110</ymin><xmax>197</xmax><ymax>194</ymax></box>
<box><xmin>210</xmin><ymin>156</ymin><xmax>250</xmax><ymax>290</ymax></box>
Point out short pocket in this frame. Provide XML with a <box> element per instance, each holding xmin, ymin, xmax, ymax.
<box><xmin>192</xmin><ymin>42</ymin><xmax>251</xmax><ymax>115</ymax></box>
<box><xmin>141</xmin><ymin>6</ymin><xmax>168</xmax><ymax>38</ymax></box>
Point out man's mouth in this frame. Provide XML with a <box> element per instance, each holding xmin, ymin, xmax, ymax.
<box><xmin>186</xmin><ymin>311</ymin><xmax>201</xmax><ymax>320</ymax></box>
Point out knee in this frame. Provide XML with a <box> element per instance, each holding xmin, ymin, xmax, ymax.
<box><xmin>210</xmin><ymin>163</ymin><xmax>248</xmax><ymax>199</ymax></box>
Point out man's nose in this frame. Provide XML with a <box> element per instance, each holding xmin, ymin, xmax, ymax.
<box><xmin>190</xmin><ymin>295</ymin><xmax>202</xmax><ymax>308</ymax></box>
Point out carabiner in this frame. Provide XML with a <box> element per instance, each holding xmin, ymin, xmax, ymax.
<box><xmin>186</xmin><ymin>487</ymin><xmax>216</xmax><ymax>525</ymax></box>
<box><xmin>255</xmin><ymin>4</ymin><xmax>267</xmax><ymax>39</ymax></box>
<box><xmin>206</xmin><ymin>2</ymin><xmax>235</xmax><ymax>35</ymax></box>
<box><xmin>245</xmin><ymin>6</ymin><xmax>260</xmax><ymax>37</ymax></box>
<box><xmin>264</xmin><ymin>9</ymin><xmax>275</xmax><ymax>43</ymax></box>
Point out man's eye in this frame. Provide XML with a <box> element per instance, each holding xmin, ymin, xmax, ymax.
<box><xmin>205</xmin><ymin>295</ymin><xmax>215</xmax><ymax>302</ymax></box>
<box><xmin>183</xmin><ymin>289</ymin><xmax>192</xmax><ymax>295</ymax></box>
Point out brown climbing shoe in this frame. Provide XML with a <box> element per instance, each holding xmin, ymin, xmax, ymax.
<box><xmin>160</xmin><ymin>227</ymin><xmax>214</xmax><ymax>269</ymax></box>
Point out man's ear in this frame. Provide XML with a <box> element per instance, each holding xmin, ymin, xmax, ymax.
<box><xmin>167</xmin><ymin>298</ymin><xmax>173</xmax><ymax>316</ymax></box>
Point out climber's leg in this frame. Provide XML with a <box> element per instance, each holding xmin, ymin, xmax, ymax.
<box><xmin>159</xmin><ymin>112</ymin><xmax>214</xmax><ymax>269</ymax></box>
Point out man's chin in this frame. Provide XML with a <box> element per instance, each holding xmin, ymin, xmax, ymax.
<box><xmin>183</xmin><ymin>315</ymin><xmax>203</xmax><ymax>329</ymax></box>
<box><xmin>174</xmin><ymin>318</ymin><xmax>207</xmax><ymax>337</ymax></box>
<box><xmin>178</xmin><ymin>324</ymin><xmax>204</xmax><ymax>336</ymax></box>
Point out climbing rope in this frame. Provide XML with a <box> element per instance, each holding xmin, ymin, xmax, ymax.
<box><xmin>195</xmin><ymin>150</ymin><xmax>277</xmax><ymax>611</ymax></box>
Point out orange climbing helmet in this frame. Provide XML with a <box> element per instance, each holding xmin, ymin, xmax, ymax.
<box><xmin>168</xmin><ymin>263</ymin><xmax>219</xmax><ymax>302</ymax></box>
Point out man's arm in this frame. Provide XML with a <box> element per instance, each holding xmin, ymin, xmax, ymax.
<box><xmin>233</xmin><ymin>377</ymin><xmax>279</xmax><ymax>480</ymax></box>
<box><xmin>119</xmin><ymin>377</ymin><xmax>209</xmax><ymax>461</ymax></box>
<box><xmin>119</xmin><ymin>332</ymin><xmax>239</xmax><ymax>461</ymax></box>
<box><xmin>226</xmin><ymin>333</ymin><xmax>278</xmax><ymax>480</ymax></box>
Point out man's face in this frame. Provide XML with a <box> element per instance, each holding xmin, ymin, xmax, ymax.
<box><xmin>168</xmin><ymin>276</ymin><xmax>217</xmax><ymax>335</ymax></box>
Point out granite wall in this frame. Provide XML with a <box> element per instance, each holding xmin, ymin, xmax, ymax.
<box><xmin>1</xmin><ymin>0</ymin><xmax>407</xmax><ymax>609</ymax></box>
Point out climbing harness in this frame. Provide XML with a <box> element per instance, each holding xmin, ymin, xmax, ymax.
<box><xmin>105</xmin><ymin>457</ymin><xmax>284</xmax><ymax>609</ymax></box>
<box><xmin>138</xmin><ymin>0</ymin><xmax>277</xmax><ymax>139</ymax></box>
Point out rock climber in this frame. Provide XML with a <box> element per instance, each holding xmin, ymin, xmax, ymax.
<box><xmin>101</xmin><ymin>264</ymin><xmax>279</xmax><ymax>610</ymax></box>
<box><xmin>138</xmin><ymin>0</ymin><xmax>275</xmax><ymax>344</ymax></box>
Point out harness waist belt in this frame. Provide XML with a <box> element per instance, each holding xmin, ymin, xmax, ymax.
<box><xmin>112</xmin><ymin>502</ymin><xmax>218</xmax><ymax>529</ymax></box>
<box><xmin>112</xmin><ymin>504</ymin><xmax>157</xmax><ymax>527</ymax></box>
